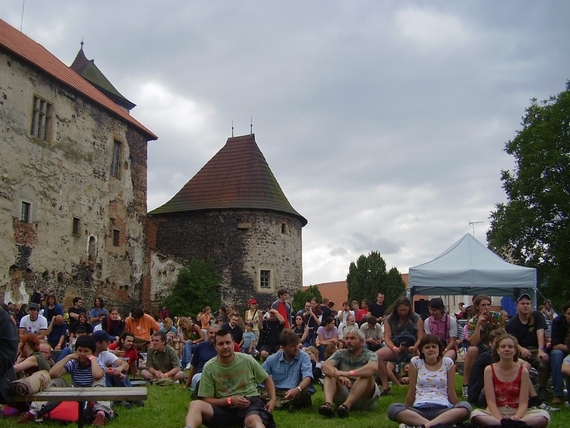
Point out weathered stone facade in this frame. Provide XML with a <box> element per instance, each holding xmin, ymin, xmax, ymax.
<box><xmin>146</xmin><ymin>210</ymin><xmax>303</xmax><ymax>312</ymax></box>
<box><xmin>0</xmin><ymin>27</ymin><xmax>155</xmax><ymax>312</ymax></box>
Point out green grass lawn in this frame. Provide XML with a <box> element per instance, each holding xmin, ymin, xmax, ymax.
<box><xmin>1</xmin><ymin>377</ymin><xmax>568</xmax><ymax>428</ymax></box>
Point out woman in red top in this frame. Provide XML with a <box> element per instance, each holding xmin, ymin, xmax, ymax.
<box><xmin>471</xmin><ymin>334</ymin><xmax>549</xmax><ymax>427</ymax></box>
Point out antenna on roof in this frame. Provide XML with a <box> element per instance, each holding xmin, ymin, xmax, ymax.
<box><xmin>81</xmin><ymin>38</ymin><xmax>84</xmax><ymax>49</ymax></box>
<box><xmin>250</xmin><ymin>117</ymin><xmax>253</xmax><ymax>135</ymax></box>
<box><xmin>20</xmin><ymin>0</ymin><xmax>25</xmax><ymax>32</ymax></box>
<box><xmin>231</xmin><ymin>120</ymin><xmax>234</xmax><ymax>137</ymax></box>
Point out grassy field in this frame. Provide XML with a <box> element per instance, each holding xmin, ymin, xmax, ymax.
<box><xmin>1</xmin><ymin>377</ymin><xmax>568</xmax><ymax>428</ymax></box>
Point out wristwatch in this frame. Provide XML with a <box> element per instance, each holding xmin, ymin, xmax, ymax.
<box><xmin>297</xmin><ymin>386</ymin><xmax>302</xmax><ymax>393</ymax></box>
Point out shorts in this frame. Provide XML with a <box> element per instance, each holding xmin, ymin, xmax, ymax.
<box><xmin>471</xmin><ymin>406</ymin><xmax>550</xmax><ymax>423</ymax></box>
<box><xmin>207</xmin><ymin>396</ymin><xmax>275</xmax><ymax>428</ymax></box>
<box><xmin>332</xmin><ymin>383</ymin><xmax>380</xmax><ymax>411</ymax></box>
<box><xmin>388</xmin><ymin>402</ymin><xmax>472</xmax><ymax>422</ymax></box>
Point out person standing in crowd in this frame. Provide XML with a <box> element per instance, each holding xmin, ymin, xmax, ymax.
<box><xmin>424</xmin><ymin>298</ymin><xmax>458</xmax><ymax>361</ymax></box>
<box><xmin>376</xmin><ymin>296</ymin><xmax>424</xmax><ymax>396</ymax></box>
<box><xmin>272</xmin><ymin>289</ymin><xmax>292</xmax><ymax>328</ymax></box>
<box><xmin>369</xmin><ymin>292</ymin><xmax>387</xmax><ymax>323</ymax></box>
<box><xmin>388</xmin><ymin>334</ymin><xmax>472</xmax><ymax>428</ymax></box>
<box><xmin>470</xmin><ymin>334</ymin><xmax>549</xmax><ymax>427</ymax></box>
<box><xmin>462</xmin><ymin>295</ymin><xmax>505</xmax><ymax>398</ymax></box>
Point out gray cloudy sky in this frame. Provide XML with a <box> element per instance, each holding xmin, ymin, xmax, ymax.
<box><xmin>4</xmin><ymin>1</ymin><xmax>570</xmax><ymax>285</ymax></box>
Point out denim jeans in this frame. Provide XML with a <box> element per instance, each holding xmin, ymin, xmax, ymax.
<box><xmin>550</xmin><ymin>349</ymin><xmax>568</xmax><ymax>397</ymax></box>
<box><xmin>182</xmin><ymin>341</ymin><xmax>197</xmax><ymax>366</ymax></box>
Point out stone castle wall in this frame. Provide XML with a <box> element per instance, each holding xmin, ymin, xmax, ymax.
<box><xmin>146</xmin><ymin>210</ymin><xmax>303</xmax><ymax>314</ymax></box>
<box><xmin>0</xmin><ymin>50</ymin><xmax>149</xmax><ymax>314</ymax></box>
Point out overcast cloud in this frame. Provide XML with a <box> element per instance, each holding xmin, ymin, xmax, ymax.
<box><xmin>4</xmin><ymin>1</ymin><xmax>570</xmax><ymax>285</ymax></box>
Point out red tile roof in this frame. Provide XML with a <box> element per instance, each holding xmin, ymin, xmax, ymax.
<box><xmin>0</xmin><ymin>19</ymin><xmax>156</xmax><ymax>140</ymax></box>
<box><xmin>149</xmin><ymin>134</ymin><xmax>307</xmax><ymax>225</ymax></box>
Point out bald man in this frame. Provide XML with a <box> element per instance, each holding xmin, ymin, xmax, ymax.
<box><xmin>46</xmin><ymin>314</ymin><xmax>68</xmax><ymax>350</ymax></box>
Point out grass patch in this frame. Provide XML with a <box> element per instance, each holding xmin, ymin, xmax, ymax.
<box><xmin>1</xmin><ymin>377</ymin><xmax>568</xmax><ymax>427</ymax></box>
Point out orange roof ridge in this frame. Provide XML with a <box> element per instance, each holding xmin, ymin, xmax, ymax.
<box><xmin>0</xmin><ymin>19</ymin><xmax>156</xmax><ymax>140</ymax></box>
<box><xmin>149</xmin><ymin>134</ymin><xmax>307</xmax><ymax>225</ymax></box>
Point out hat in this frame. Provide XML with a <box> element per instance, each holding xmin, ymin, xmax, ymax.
<box><xmin>92</xmin><ymin>330</ymin><xmax>115</xmax><ymax>342</ymax></box>
<box><xmin>248</xmin><ymin>299</ymin><xmax>258</xmax><ymax>305</ymax></box>
<box><xmin>517</xmin><ymin>293</ymin><xmax>532</xmax><ymax>301</ymax></box>
<box><xmin>246</xmin><ymin>322</ymin><xmax>254</xmax><ymax>327</ymax></box>
<box><xmin>75</xmin><ymin>326</ymin><xmax>87</xmax><ymax>334</ymax></box>
<box><xmin>28</xmin><ymin>303</ymin><xmax>39</xmax><ymax>310</ymax></box>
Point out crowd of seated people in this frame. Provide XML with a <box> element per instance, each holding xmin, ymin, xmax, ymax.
<box><xmin>3</xmin><ymin>290</ymin><xmax>570</xmax><ymax>428</ymax></box>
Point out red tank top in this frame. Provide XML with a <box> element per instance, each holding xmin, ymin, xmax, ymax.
<box><xmin>491</xmin><ymin>364</ymin><xmax>523</xmax><ymax>408</ymax></box>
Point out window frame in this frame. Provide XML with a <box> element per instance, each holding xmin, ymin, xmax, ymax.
<box><xmin>21</xmin><ymin>201</ymin><xmax>31</xmax><ymax>223</ymax></box>
<box><xmin>112</xmin><ymin>229</ymin><xmax>120</xmax><ymax>247</ymax></box>
<box><xmin>30</xmin><ymin>95</ymin><xmax>52</xmax><ymax>141</ymax></box>
<box><xmin>110</xmin><ymin>140</ymin><xmax>122</xmax><ymax>178</ymax></box>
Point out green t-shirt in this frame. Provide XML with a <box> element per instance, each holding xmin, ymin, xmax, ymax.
<box><xmin>146</xmin><ymin>345</ymin><xmax>179</xmax><ymax>372</ymax></box>
<box><xmin>33</xmin><ymin>351</ymin><xmax>52</xmax><ymax>372</ymax></box>
<box><xmin>199</xmin><ymin>352</ymin><xmax>268</xmax><ymax>398</ymax></box>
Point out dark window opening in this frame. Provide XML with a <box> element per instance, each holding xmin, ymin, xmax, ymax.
<box><xmin>72</xmin><ymin>217</ymin><xmax>80</xmax><ymax>236</ymax></box>
<box><xmin>30</xmin><ymin>95</ymin><xmax>52</xmax><ymax>141</ymax></box>
<box><xmin>113</xmin><ymin>229</ymin><xmax>120</xmax><ymax>247</ymax></box>
<box><xmin>111</xmin><ymin>140</ymin><xmax>122</xmax><ymax>178</ymax></box>
<box><xmin>21</xmin><ymin>202</ymin><xmax>31</xmax><ymax>223</ymax></box>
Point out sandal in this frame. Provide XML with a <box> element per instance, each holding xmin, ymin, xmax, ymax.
<box><xmin>337</xmin><ymin>404</ymin><xmax>350</xmax><ymax>418</ymax></box>
<box><xmin>379</xmin><ymin>387</ymin><xmax>392</xmax><ymax>396</ymax></box>
<box><xmin>318</xmin><ymin>402</ymin><xmax>335</xmax><ymax>417</ymax></box>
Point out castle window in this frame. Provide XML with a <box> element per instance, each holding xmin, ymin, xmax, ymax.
<box><xmin>72</xmin><ymin>217</ymin><xmax>81</xmax><ymax>236</ymax></box>
<box><xmin>260</xmin><ymin>270</ymin><xmax>271</xmax><ymax>289</ymax></box>
<box><xmin>21</xmin><ymin>202</ymin><xmax>31</xmax><ymax>223</ymax></box>
<box><xmin>113</xmin><ymin>229</ymin><xmax>120</xmax><ymax>246</ymax></box>
<box><xmin>30</xmin><ymin>95</ymin><xmax>52</xmax><ymax>141</ymax></box>
<box><xmin>281</xmin><ymin>223</ymin><xmax>289</xmax><ymax>234</ymax></box>
<box><xmin>110</xmin><ymin>140</ymin><xmax>122</xmax><ymax>178</ymax></box>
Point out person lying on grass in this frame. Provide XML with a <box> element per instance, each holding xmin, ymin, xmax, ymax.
<box><xmin>318</xmin><ymin>326</ymin><xmax>379</xmax><ymax>418</ymax></box>
<box><xmin>388</xmin><ymin>334</ymin><xmax>472</xmax><ymax>428</ymax></box>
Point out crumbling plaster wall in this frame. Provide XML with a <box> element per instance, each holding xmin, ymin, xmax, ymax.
<box><xmin>0</xmin><ymin>51</ymin><xmax>148</xmax><ymax>312</ymax></box>
<box><xmin>146</xmin><ymin>210</ymin><xmax>303</xmax><ymax>313</ymax></box>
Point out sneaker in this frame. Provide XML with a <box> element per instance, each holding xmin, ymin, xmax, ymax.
<box><xmin>92</xmin><ymin>413</ymin><xmax>106</xmax><ymax>426</ymax></box>
<box><xmin>184</xmin><ymin>363</ymin><xmax>191</xmax><ymax>370</ymax></box>
<box><xmin>17</xmin><ymin>412</ymin><xmax>35</xmax><ymax>424</ymax></box>
<box><xmin>538</xmin><ymin>402</ymin><xmax>561</xmax><ymax>412</ymax></box>
<box><xmin>462</xmin><ymin>385</ymin><xmax>468</xmax><ymax>399</ymax></box>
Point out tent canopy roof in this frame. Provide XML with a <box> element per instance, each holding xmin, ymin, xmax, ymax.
<box><xmin>408</xmin><ymin>234</ymin><xmax>536</xmax><ymax>298</ymax></box>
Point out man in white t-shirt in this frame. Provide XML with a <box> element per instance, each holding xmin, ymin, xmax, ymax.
<box><xmin>18</xmin><ymin>303</ymin><xmax>48</xmax><ymax>339</ymax></box>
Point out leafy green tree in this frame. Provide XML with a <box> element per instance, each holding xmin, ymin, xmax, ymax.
<box><xmin>346</xmin><ymin>251</ymin><xmax>385</xmax><ymax>305</ymax></box>
<box><xmin>384</xmin><ymin>267</ymin><xmax>406</xmax><ymax>307</ymax></box>
<box><xmin>292</xmin><ymin>284</ymin><xmax>322</xmax><ymax>314</ymax></box>
<box><xmin>487</xmin><ymin>81</ymin><xmax>570</xmax><ymax>307</ymax></box>
<box><xmin>162</xmin><ymin>259</ymin><xmax>220</xmax><ymax>317</ymax></box>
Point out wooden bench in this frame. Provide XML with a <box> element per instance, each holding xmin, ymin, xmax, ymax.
<box><xmin>13</xmin><ymin>386</ymin><xmax>147</xmax><ymax>428</ymax></box>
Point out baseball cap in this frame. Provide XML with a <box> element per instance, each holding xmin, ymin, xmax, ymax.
<box><xmin>248</xmin><ymin>299</ymin><xmax>258</xmax><ymax>305</ymax></box>
<box><xmin>28</xmin><ymin>303</ymin><xmax>39</xmax><ymax>310</ymax></box>
<box><xmin>517</xmin><ymin>293</ymin><xmax>531</xmax><ymax>301</ymax></box>
<box><xmin>92</xmin><ymin>330</ymin><xmax>115</xmax><ymax>342</ymax></box>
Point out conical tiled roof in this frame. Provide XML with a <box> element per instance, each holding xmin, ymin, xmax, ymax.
<box><xmin>149</xmin><ymin>134</ymin><xmax>307</xmax><ymax>225</ymax></box>
<box><xmin>70</xmin><ymin>44</ymin><xmax>136</xmax><ymax>111</ymax></box>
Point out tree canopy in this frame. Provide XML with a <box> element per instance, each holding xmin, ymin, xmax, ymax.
<box><xmin>346</xmin><ymin>251</ymin><xmax>405</xmax><ymax>308</ymax></box>
<box><xmin>162</xmin><ymin>258</ymin><xmax>220</xmax><ymax>318</ymax></box>
<box><xmin>487</xmin><ymin>81</ymin><xmax>570</xmax><ymax>306</ymax></box>
<box><xmin>292</xmin><ymin>284</ymin><xmax>322</xmax><ymax>313</ymax></box>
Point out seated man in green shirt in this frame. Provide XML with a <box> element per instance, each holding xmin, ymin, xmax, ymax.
<box><xmin>141</xmin><ymin>332</ymin><xmax>184</xmax><ymax>382</ymax></box>
<box><xmin>185</xmin><ymin>329</ymin><xmax>276</xmax><ymax>428</ymax></box>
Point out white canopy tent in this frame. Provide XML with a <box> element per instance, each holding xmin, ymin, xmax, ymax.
<box><xmin>408</xmin><ymin>234</ymin><xmax>537</xmax><ymax>304</ymax></box>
